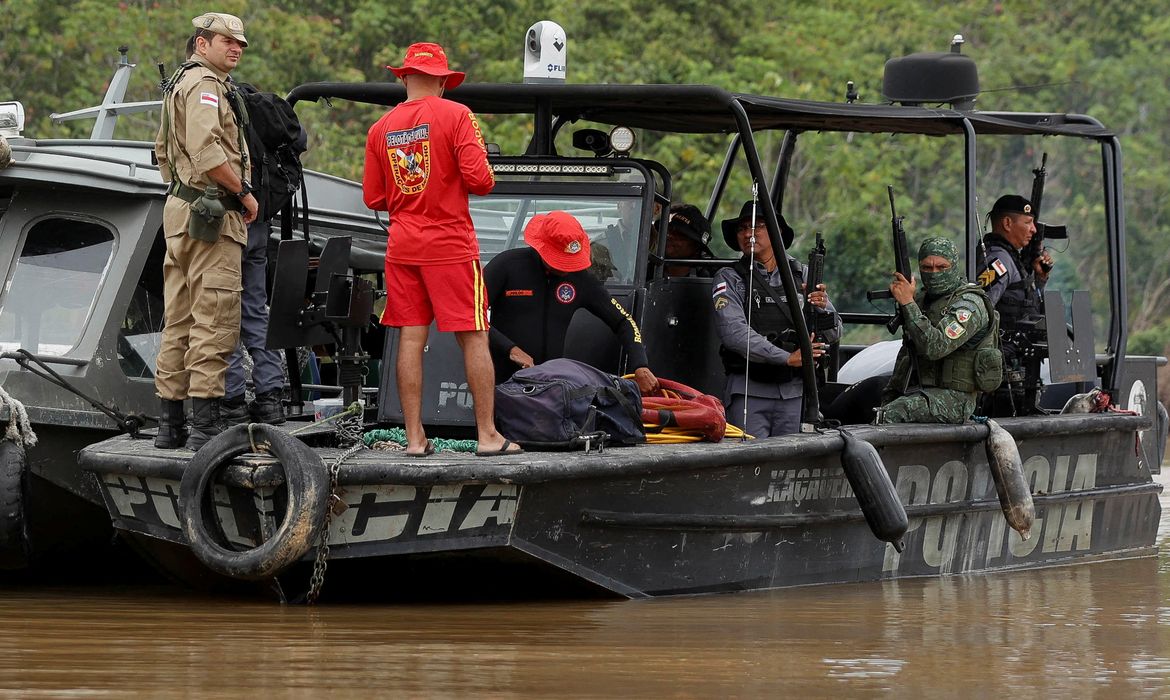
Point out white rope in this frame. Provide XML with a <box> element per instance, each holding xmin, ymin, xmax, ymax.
<box><xmin>0</xmin><ymin>386</ymin><xmax>37</xmax><ymax>448</ymax></box>
<box><xmin>742</xmin><ymin>182</ymin><xmax>759</xmax><ymax>432</ymax></box>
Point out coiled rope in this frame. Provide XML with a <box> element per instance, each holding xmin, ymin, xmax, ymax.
<box><xmin>0</xmin><ymin>386</ymin><xmax>37</xmax><ymax>448</ymax></box>
<box><xmin>627</xmin><ymin>376</ymin><xmax>750</xmax><ymax>443</ymax></box>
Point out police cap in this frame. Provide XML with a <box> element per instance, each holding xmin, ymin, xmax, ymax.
<box><xmin>989</xmin><ymin>194</ymin><xmax>1032</xmax><ymax>219</ymax></box>
<box><xmin>665</xmin><ymin>203</ymin><xmax>710</xmax><ymax>245</ymax></box>
<box><xmin>192</xmin><ymin>12</ymin><xmax>248</xmax><ymax>47</ymax></box>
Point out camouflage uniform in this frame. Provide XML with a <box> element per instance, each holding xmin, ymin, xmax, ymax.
<box><xmin>879</xmin><ymin>238</ymin><xmax>998</xmax><ymax>425</ymax></box>
<box><xmin>154</xmin><ymin>50</ymin><xmax>248</xmax><ymax>401</ymax></box>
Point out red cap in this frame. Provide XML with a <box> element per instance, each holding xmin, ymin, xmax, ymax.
<box><xmin>524</xmin><ymin>211</ymin><xmax>592</xmax><ymax>272</ymax></box>
<box><xmin>387</xmin><ymin>42</ymin><xmax>465</xmax><ymax>89</ymax></box>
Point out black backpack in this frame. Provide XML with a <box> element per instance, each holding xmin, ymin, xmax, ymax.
<box><xmin>235</xmin><ymin>82</ymin><xmax>306</xmax><ymax>222</ymax></box>
<box><xmin>494</xmin><ymin>358</ymin><xmax>646</xmax><ymax>450</ymax></box>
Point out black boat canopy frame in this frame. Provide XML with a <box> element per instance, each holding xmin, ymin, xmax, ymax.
<box><xmin>287</xmin><ymin>81</ymin><xmax>1129</xmax><ymax>424</ymax></box>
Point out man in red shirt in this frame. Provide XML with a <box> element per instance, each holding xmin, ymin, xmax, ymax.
<box><xmin>363</xmin><ymin>42</ymin><xmax>521</xmax><ymax>457</ymax></box>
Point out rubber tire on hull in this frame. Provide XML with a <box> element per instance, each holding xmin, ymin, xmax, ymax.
<box><xmin>0</xmin><ymin>440</ymin><xmax>29</xmax><ymax>570</ymax></box>
<box><xmin>180</xmin><ymin>424</ymin><xmax>328</xmax><ymax>581</ymax></box>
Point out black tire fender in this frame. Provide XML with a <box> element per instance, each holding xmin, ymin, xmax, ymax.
<box><xmin>180</xmin><ymin>424</ymin><xmax>329</xmax><ymax>580</ymax></box>
<box><xmin>0</xmin><ymin>439</ymin><xmax>29</xmax><ymax>570</ymax></box>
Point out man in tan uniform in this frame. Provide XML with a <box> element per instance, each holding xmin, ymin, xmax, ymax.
<box><xmin>154</xmin><ymin>12</ymin><xmax>258</xmax><ymax>450</ymax></box>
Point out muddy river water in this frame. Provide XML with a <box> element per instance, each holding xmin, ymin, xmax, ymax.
<box><xmin>1</xmin><ymin>474</ymin><xmax>1167</xmax><ymax>697</ymax></box>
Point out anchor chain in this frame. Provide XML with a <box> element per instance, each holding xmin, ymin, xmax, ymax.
<box><xmin>304</xmin><ymin>428</ymin><xmax>365</xmax><ymax>605</ymax></box>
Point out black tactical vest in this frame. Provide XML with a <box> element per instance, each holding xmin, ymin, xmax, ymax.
<box><xmin>983</xmin><ymin>234</ymin><xmax>1039</xmax><ymax>328</ymax></box>
<box><xmin>718</xmin><ymin>257</ymin><xmax>802</xmax><ymax>383</ymax></box>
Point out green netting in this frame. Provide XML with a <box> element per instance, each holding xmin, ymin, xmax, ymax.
<box><xmin>362</xmin><ymin>427</ymin><xmax>478</xmax><ymax>453</ymax></box>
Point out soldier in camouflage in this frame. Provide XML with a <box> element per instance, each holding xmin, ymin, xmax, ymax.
<box><xmin>878</xmin><ymin>237</ymin><xmax>1001</xmax><ymax>424</ymax></box>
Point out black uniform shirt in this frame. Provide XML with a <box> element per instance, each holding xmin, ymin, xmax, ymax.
<box><xmin>484</xmin><ymin>247</ymin><xmax>649</xmax><ymax>383</ymax></box>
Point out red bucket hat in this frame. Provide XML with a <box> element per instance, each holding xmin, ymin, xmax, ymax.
<box><xmin>524</xmin><ymin>211</ymin><xmax>592</xmax><ymax>273</ymax></box>
<box><xmin>387</xmin><ymin>42</ymin><xmax>466</xmax><ymax>89</ymax></box>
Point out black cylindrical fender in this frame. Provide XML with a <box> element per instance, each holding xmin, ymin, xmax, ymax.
<box><xmin>0</xmin><ymin>439</ymin><xmax>29</xmax><ymax>570</ymax></box>
<box><xmin>838</xmin><ymin>428</ymin><xmax>908</xmax><ymax>550</ymax></box>
<box><xmin>1155</xmin><ymin>400</ymin><xmax>1169</xmax><ymax>469</ymax></box>
<box><xmin>984</xmin><ymin>418</ymin><xmax>1035</xmax><ymax>539</ymax></box>
<box><xmin>180</xmin><ymin>424</ymin><xmax>329</xmax><ymax>580</ymax></box>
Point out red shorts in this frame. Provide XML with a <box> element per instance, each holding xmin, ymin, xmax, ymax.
<box><xmin>382</xmin><ymin>260</ymin><xmax>489</xmax><ymax>332</ymax></box>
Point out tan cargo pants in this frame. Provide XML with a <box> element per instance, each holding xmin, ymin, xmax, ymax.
<box><xmin>155</xmin><ymin>198</ymin><xmax>245</xmax><ymax>400</ymax></box>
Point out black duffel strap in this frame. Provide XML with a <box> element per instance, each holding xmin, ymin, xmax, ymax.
<box><xmin>167</xmin><ymin>181</ymin><xmax>244</xmax><ymax>212</ymax></box>
<box><xmin>599</xmin><ymin>380</ymin><xmax>642</xmax><ymax>425</ymax></box>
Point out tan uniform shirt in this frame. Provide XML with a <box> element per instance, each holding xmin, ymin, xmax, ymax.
<box><xmin>154</xmin><ymin>55</ymin><xmax>249</xmax><ymax>245</ymax></box>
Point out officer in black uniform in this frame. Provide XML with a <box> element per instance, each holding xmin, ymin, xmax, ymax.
<box><xmin>485</xmin><ymin>210</ymin><xmax>660</xmax><ymax>393</ymax></box>
<box><xmin>649</xmin><ymin>203</ymin><xmax>714</xmax><ymax>279</ymax></box>
<box><xmin>711</xmin><ymin>200</ymin><xmax>841</xmax><ymax>438</ymax></box>
<box><xmin>978</xmin><ymin>194</ymin><xmax>1054</xmax><ymax>415</ymax></box>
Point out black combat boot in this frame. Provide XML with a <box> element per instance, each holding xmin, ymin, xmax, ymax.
<box><xmin>188</xmin><ymin>397</ymin><xmax>227</xmax><ymax>451</ymax></box>
<box><xmin>154</xmin><ymin>398</ymin><xmax>188</xmax><ymax>449</ymax></box>
<box><xmin>248</xmin><ymin>389</ymin><xmax>286</xmax><ymax>425</ymax></box>
<box><xmin>221</xmin><ymin>394</ymin><xmax>249</xmax><ymax>426</ymax></box>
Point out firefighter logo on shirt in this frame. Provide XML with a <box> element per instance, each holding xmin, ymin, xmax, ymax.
<box><xmin>556</xmin><ymin>283</ymin><xmax>576</xmax><ymax>304</ymax></box>
<box><xmin>385</xmin><ymin>124</ymin><xmax>431</xmax><ymax>195</ymax></box>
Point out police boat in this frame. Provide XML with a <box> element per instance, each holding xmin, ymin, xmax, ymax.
<box><xmin>0</xmin><ymin>47</ymin><xmax>387</xmax><ymax>573</ymax></box>
<box><xmin>75</xmin><ymin>31</ymin><xmax>1166</xmax><ymax>599</ymax></box>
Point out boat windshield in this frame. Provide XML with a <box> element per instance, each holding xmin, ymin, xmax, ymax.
<box><xmin>0</xmin><ymin>217</ymin><xmax>114</xmax><ymax>356</ymax></box>
<box><xmin>472</xmin><ymin>194</ymin><xmax>645</xmax><ymax>284</ymax></box>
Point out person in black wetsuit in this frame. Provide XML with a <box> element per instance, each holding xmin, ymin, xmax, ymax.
<box><xmin>484</xmin><ymin>210</ymin><xmax>660</xmax><ymax>393</ymax></box>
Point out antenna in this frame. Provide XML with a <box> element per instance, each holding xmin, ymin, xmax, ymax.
<box><xmin>951</xmin><ymin>34</ymin><xmax>965</xmax><ymax>53</ymax></box>
<box><xmin>50</xmin><ymin>47</ymin><xmax>162</xmax><ymax>139</ymax></box>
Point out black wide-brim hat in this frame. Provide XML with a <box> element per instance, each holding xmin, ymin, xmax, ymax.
<box><xmin>721</xmin><ymin>200</ymin><xmax>795</xmax><ymax>251</ymax></box>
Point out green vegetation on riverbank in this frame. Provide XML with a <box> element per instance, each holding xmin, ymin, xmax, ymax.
<box><xmin>3</xmin><ymin>1</ymin><xmax>1168</xmax><ymax>357</ymax></box>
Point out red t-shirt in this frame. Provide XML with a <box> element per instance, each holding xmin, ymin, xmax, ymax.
<box><xmin>363</xmin><ymin>96</ymin><xmax>495</xmax><ymax>265</ymax></box>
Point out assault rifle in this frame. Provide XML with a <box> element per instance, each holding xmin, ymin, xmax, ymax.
<box><xmin>867</xmin><ymin>186</ymin><xmax>920</xmax><ymax>394</ymax></box>
<box><xmin>805</xmin><ymin>231</ymin><xmax>826</xmax><ymax>336</ymax></box>
<box><xmin>1022</xmin><ymin>152</ymin><xmax>1068</xmax><ymax>273</ymax></box>
<box><xmin>806</xmin><ymin>232</ymin><xmax>828</xmax><ymax>383</ymax></box>
<box><xmin>867</xmin><ymin>186</ymin><xmax>914</xmax><ymax>333</ymax></box>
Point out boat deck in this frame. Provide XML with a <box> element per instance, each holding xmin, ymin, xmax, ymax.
<box><xmin>77</xmin><ymin>413</ymin><xmax>1152</xmax><ymax>488</ymax></box>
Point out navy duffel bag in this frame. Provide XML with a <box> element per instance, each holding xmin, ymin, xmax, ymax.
<box><xmin>494</xmin><ymin>358</ymin><xmax>645</xmax><ymax>450</ymax></box>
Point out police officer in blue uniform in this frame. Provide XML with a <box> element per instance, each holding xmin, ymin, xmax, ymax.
<box><xmin>978</xmin><ymin>194</ymin><xmax>1054</xmax><ymax>415</ymax></box>
<box><xmin>711</xmin><ymin>201</ymin><xmax>842</xmax><ymax>438</ymax></box>
<box><xmin>221</xmin><ymin>125</ymin><xmax>308</xmax><ymax>426</ymax></box>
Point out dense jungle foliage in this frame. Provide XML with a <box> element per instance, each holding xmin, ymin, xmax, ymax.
<box><xmin>2</xmin><ymin>0</ymin><xmax>1168</xmax><ymax>355</ymax></box>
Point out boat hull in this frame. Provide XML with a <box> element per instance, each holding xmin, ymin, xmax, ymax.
<box><xmin>81</xmin><ymin>413</ymin><xmax>1162</xmax><ymax>598</ymax></box>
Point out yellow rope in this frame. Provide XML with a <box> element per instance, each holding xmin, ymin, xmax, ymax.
<box><xmin>626</xmin><ymin>375</ymin><xmax>754</xmax><ymax>443</ymax></box>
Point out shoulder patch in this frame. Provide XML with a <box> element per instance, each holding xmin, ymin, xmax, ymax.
<box><xmin>199</xmin><ymin>92</ymin><xmax>219</xmax><ymax>107</ymax></box>
<box><xmin>944</xmin><ymin>320</ymin><xmax>966</xmax><ymax>339</ymax></box>
<box><xmin>714</xmin><ymin>296</ymin><xmax>729</xmax><ymax>311</ymax></box>
<box><xmin>956</xmin><ymin>309</ymin><xmax>972</xmax><ymax>323</ymax></box>
<box><xmin>977</xmin><ymin>269</ymin><xmax>997</xmax><ymax>288</ymax></box>
<box><xmin>992</xmin><ymin>259</ymin><xmax>1008</xmax><ymax>276</ymax></box>
<box><xmin>712</xmin><ymin>281</ymin><xmax>728</xmax><ymax>298</ymax></box>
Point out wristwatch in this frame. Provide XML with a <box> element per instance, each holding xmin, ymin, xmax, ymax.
<box><xmin>234</xmin><ymin>180</ymin><xmax>253</xmax><ymax>199</ymax></box>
